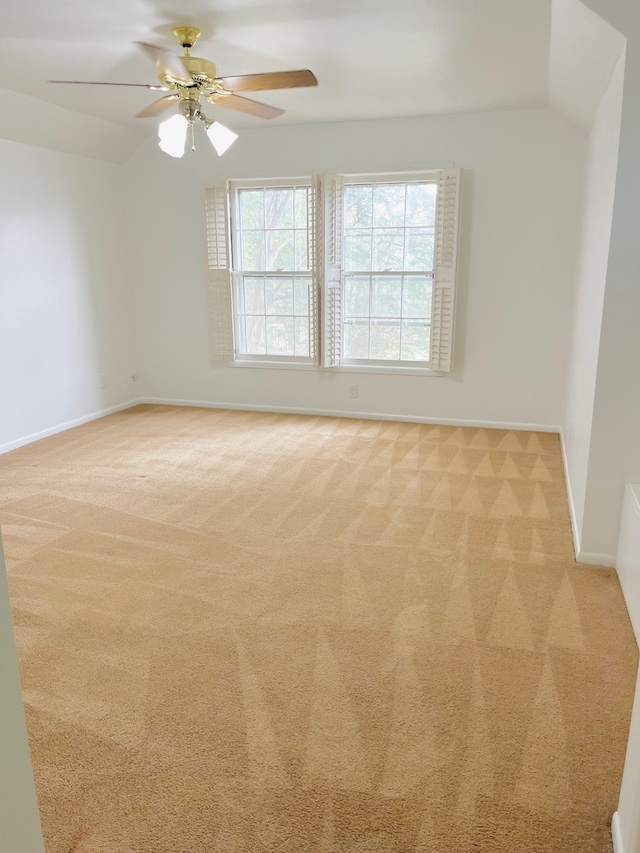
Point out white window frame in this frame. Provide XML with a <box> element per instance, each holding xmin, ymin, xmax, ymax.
<box><xmin>322</xmin><ymin>169</ymin><xmax>461</xmax><ymax>374</ymax></box>
<box><xmin>229</xmin><ymin>177</ymin><xmax>318</xmax><ymax>365</ymax></box>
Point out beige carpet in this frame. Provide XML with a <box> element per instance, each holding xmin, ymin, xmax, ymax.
<box><xmin>0</xmin><ymin>404</ymin><xmax>637</xmax><ymax>853</ymax></box>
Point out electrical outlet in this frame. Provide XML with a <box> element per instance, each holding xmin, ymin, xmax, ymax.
<box><xmin>100</xmin><ymin>374</ymin><xmax>107</xmax><ymax>389</ymax></box>
<box><xmin>348</xmin><ymin>384</ymin><xmax>358</xmax><ymax>399</ymax></box>
<box><xmin>131</xmin><ymin>374</ymin><xmax>139</xmax><ymax>382</ymax></box>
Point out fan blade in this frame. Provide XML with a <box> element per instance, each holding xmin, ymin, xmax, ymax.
<box><xmin>206</xmin><ymin>92</ymin><xmax>284</xmax><ymax>120</ymax></box>
<box><xmin>135</xmin><ymin>94</ymin><xmax>181</xmax><ymax>118</ymax></box>
<box><xmin>135</xmin><ymin>41</ymin><xmax>193</xmax><ymax>85</ymax></box>
<box><xmin>48</xmin><ymin>80</ymin><xmax>165</xmax><ymax>89</ymax></box>
<box><xmin>215</xmin><ymin>69</ymin><xmax>317</xmax><ymax>93</ymax></box>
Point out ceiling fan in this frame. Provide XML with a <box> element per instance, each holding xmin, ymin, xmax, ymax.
<box><xmin>49</xmin><ymin>26</ymin><xmax>318</xmax><ymax>158</ymax></box>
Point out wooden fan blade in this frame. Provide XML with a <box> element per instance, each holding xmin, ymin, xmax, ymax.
<box><xmin>135</xmin><ymin>94</ymin><xmax>181</xmax><ymax>118</ymax></box>
<box><xmin>206</xmin><ymin>92</ymin><xmax>284</xmax><ymax>120</ymax></box>
<box><xmin>215</xmin><ymin>69</ymin><xmax>317</xmax><ymax>93</ymax></box>
<box><xmin>48</xmin><ymin>80</ymin><xmax>165</xmax><ymax>89</ymax></box>
<box><xmin>135</xmin><ymin>41</ymin><xmax>193</xmax><ymax>85</ymax></box>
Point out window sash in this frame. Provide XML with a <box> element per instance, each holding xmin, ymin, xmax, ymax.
<box><xmin>342</xmin><ymin>177</ymin><xmax>438</xmax><ymax>277</ymax></box>
<box><xmin>342</xmin><ymin>272</ymin><xmax>433</xmax><ymax>363</ymax></box>
<box><xmin>233</xmin><ymin>272</ymin><xmax>315</xmax><ymax>361</ymax></box>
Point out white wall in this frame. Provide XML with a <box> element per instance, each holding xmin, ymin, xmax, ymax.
<box><xmin>0</xmin><ymin>531</ymin><xmax>45</xmax><ymax>853</ymax></box>
<box><xmin>124</xmin><ymin>108</ymin><xmax>585</xmax><ymax>429</ymax></box>
<box><xmin>613</xmin><ymin>485</ymin><xmax>640</xmax><ymax>853</ymax></box>
<box><xmin>549</xmin><ymin>0</ymin><xmax>625</xmax><ymax>132</ymax></box>
<box><xmin>0</xmin><ymin>139</ymin><xmax>133</xmax><ymax>452</ymax></box>
<box><xmin>574</xmin><ymin>0</ymin><xmax>640</xmax><ymax>566</ymax></box>
<box><xmin>563</xmin><ymin>49</ymin><xmax>625</xmax><ymax>551</ymax></box>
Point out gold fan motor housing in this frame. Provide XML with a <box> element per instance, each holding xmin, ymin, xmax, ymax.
<box><xmin>158</xmin><ymin>55</ymin><xmax>220</xmax><ymax>90</ymax></box>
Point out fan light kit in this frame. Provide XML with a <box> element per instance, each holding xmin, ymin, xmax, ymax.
<box><xmin>49</xmin><ymin>25</ymin><xmax>318</xmax><ymax>159</ymax></box>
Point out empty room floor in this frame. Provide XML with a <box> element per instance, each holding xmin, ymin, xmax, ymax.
<box><xmin>0</xmin><ymin>405</ymin><xmax>637</xmax><ymax>853</ymax></box>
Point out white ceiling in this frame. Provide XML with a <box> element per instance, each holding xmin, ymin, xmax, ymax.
<box><xmin>0</xmin><ymin>0</ymin><xmax>553</xmax><ymax>136</ymax></box>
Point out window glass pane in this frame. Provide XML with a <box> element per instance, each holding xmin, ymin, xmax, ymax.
<box><xmin>265</xmin><ymin>189</ymin><xmax>293</xmax><ymax>229</ymax></box>
<box><xmin>294</xmin><ymin>188</ymin><xmax>309</xmax><ymax>229</ymax></box>
<box><xmin>370</xmin><ymin>320</ymin><xmax>401</xmax><ymax>360</ymax></box>
<box><xmin>372</xmin><ymin>277</ymin><xmax>402</xmax><ymax>317</ymax></box>
<box><xmin>345</xmin><ymin>276</ymin><xmax>370</xmax><ymax>317</ymax></box>
<box><xmin>406</xmin><ymin>183</ymin><xmax>437</xmax><ymax>227</ymax></box>
<box><xmin>402</xmin><ymin>276</ymin><xmax>432</xmax><ymax>318</ymax></box>
<box><xmin>373</xmin><ymin>184</ymin><xmax>406</xmax><ymax>227</ymax></box>
<box><xmin>239</xmin><ymin>189</ymin><xmax>264</xmax><ymax>229</ymax></box>
<box><xmin>242</xmin><ymin>277</ymin><xmax>265</xmax><ymax>314</ymax></box>
<box><xmin>243</xmin><ymin>316</ymin><xmax>266</xmax><ymax>354</ymax></box>
<box><xmin>265</xmin><ymin>278</ymin><xmax>294</xmax><ymax>314</ymax></box>
<box><xmin>294</xmin><ymin>317</ymin><xmax>310</xmax><ymax>356</ymax></box>
<box><xmin>344</xmin><ymin>229</ymin><xmax>372</xmax><ymax>270</ymax></box>
<box><xmin>266</xmin><ymin>231</ymin><xmax>295</xmax><ymax>270</ymax></box>
<box><xmin>266</xmin><ymin>316</ymin><xmax>295</xmax><ymax>355</ymax></box>
<box><xmin>294</xmin><ymin>278</ymin><xmax>310</xmax><ymax>316</ymax></box>
<box><xmin>295</xmin><ymin>231</ymin><xmax>309</xmax><ymax>270</ymax></box>
<box><xmin>405</xmin><ymin>229</ymin><xmax>434</xmax><ymax>271</ymax></box>
<box><xmin>344</xmin><ymin>320</ymin><xmax>370</xmax><ymax>358</ymax></box>
<box><xmin>373</xmin><ymin>229</ymin><xmax>404</xmax><ymax>270</ymax></box>
<box><xmin>344</xmin><ymin>185</ymin><xmax>373</xmax><ymax>228</ymax></box>
<box><xmin>401</xmin><ymin>321</ymin><xmax>431</xmax><ymax>361</ymax></box>
<box><xmin>240</xmin><ymin>231</ymin><xmax>265</xmax><ymax>271</ymax></box>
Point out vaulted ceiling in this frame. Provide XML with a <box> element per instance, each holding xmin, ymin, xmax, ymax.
<box><xmin>0</xmin><ymin>0</ymin><xmax>552</xmax><ymax>131</ymax></box>
<box><xmin>0</xmin><ymin>0</ymin><xmax>623</xmax><ymax>162</ymax></box>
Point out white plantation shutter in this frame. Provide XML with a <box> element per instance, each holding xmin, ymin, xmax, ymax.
<box><xmin>430</xmin><ymin>168</ymin><xmax>461</xmax><ymax>372</ymax></box>
<box><xmin>308</xmin><ymin>176</ymin><xmax>321</xmax><ymax>364</ymax></box>
<box><xmin>204</xmin><ymin>182</ymin><xmax>235</xmax><ymax>362</ymax></box>
<box><xmin>322</xmin><ymin>174</ymin><xmax>344</xmax><ymax>367</ymax></box>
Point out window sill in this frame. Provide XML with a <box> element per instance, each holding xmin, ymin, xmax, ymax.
<box><xmin>227</xmin><ymin>360</ymin><xmax>318</xmax><ymax>371</ymax></box>
<box><xmin>222</xmin><ymin>360</ymin><xmax>444</xmax><ymax>376</ymax></box>
<box><xmin>335</xmin><ymin>364</ymin><xmax>444</xmax><ymax>377</ymax></box>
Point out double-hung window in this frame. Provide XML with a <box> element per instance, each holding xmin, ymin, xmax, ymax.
<box><xmin>204</xmin><ymin>178</ymin><xmax>319</xmax><ymax>364</ymax></box>
<box><xmin>322</xmin><ymin>170</ymin><xmax>460</xmax><ymax>372</ymax></box>
<box><xmin>204</xmin><ymin>168</ymin><xmax>460</xmax><ymax>372</ymax></box>
<box><xmin>341</xmin><ymin>175</ymin><xmax>436</xmax><ymax>365</ymax></box>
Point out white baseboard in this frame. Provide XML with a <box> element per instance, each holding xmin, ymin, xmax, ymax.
<box><xmin>140</xmin><ymin>397</ymin><xmax>561</xmax><ymax>434</ymax></box>
<box><xmin>0</xmin><ymin>400</ymin><xmax>142</xmax><ymax>456</ymax></box>
<box><xmin>576</xmin><ymin>551</ymin><xmax>617</xmax><ymax>568</ymax></box>
<box><xmin>612</xmin><ymin>812</ymin><xmax>625</xmax><ymax>853</ymax></box>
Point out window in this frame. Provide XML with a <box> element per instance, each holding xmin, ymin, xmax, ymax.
<box><xmin>229</xmin><ymin>180</ymin><xmax>317</xmax><ymax>362</ymax></box>
<box><xmin>204</xmin><ymin>169</ymin><xmax>460</xmax><ymax>372</ymax></box>
<box><xmin>341</xmin><ymin>177</ymin><xmax>436</xmax><ymax>365</ymax></box>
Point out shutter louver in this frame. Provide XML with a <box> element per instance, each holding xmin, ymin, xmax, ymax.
<box><xmin>204</xmin><ymin>182</ymin><xmax>234</xmax><ymax>362</ymax></box>
<box><xmin>322</xmin><ymin>174</ymin><xmax>344</xmax><ymax>368</ymax></box>
<box><xmin>430</xmin><ymin>169</ymin><xmax>461</xmax><ymax>373</ymax></box>
<box><xmin>308</xmin><ymin>176</ymin><xmax>321</xmax><ymax>364</ymax></box>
